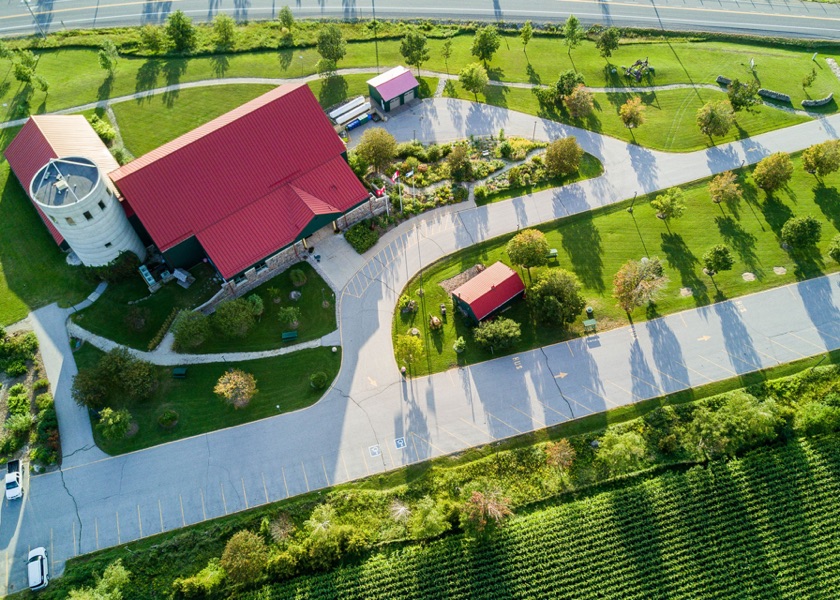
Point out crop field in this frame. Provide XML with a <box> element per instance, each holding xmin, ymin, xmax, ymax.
<box><xmin>247</xmin><ymin>435</ymin><xmax>840</xmax><ymax>599</ymax></box>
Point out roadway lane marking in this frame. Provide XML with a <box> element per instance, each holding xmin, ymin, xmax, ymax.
<box><xmin>116</xmin><ymin>511</ymin><xmax>121</xmax><ymax>544</ymax></box>
<box><xmin>221</xmin><ymin>483</ymin><xmax>228</xmax><ymax>515</ymax></box>
<box><xmin>241</xmin><ymin>478</ymin><xmax>249</xmax><ymax>509</ymax></box>
<box><xmin>281</xmin><ymin>466</ymin><xmax>290</xmax><ymax>498</ymax></box>
<box><xmin>179</xmin><ymin>495</ymin><xmax>186</xmax><ymax>526</ymax></box>
<box><xmin>137</xmin><ymin>504</ymin><xmax>143</xmax><ymax>538</ymax></box>
<box><xmin>158</xmin><ymin>499</ymin><xmax>164</xmax><ymax>533</ymax></box>
<box><xmin>261</xmin><ymin>473</ymin><xmax>269</xmax><ymax>504</ymax></box>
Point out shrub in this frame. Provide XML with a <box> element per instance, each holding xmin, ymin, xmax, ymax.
<box><xmin>4</xmin><ymin>413</ymin><xmax>34</xmax><ymax>437</ymax></box>
<box><xmin>87</xmin><ymin>114</ymin><xmax>116</xmax><ymax>145</ymax></box>
<box><xmin>345</xmin><ymin>220</ymin><xmax>380</xmax><ymax>254</ymax></box>
<box><xmin>278</xmin><ymin>306</ymin><xmax>301</xmax><ymax>328</ymax></box>
<box><xmin>473</xmin><ymin>317</ymin><xmax>521</xmax><ymax>351</ymax></box>
<box><xmin>7</xmin><ymin>383</ymin><xmax>26</xmax><ymax>396</ymax></box>
<box><xmin>794</xmin><ymin>401</ymin><xmax>840</xmax><ymax>435</ymax></box>
<box><xmin>290</xmin><ymin>268</ymin><xmax>307</xmax><ymax>287</ymax></box>
<box><xmin>473</xmin><ymin>185</ymin><xmax>488</xmax><ymax>202</ymax></box>
<box><xmin>215</xmin><ymin>369</ymin><xmax>258</xmax><ymax>409</ymax></box>
<box><xmin>220</xmin><ymin>530</ymin><xmax>268</xmax><ymax>585</ymax></box>
<box><xmin>85</xmin><ymin>251</ymin><xmax>141</xmax><ymax>283</ymax></box>
<box><xmin>172</xmin><ymin>311</ymin><xmax>210</xmax><ymax>350</ymax></box>
<box><xmin>96</xmin><ymin>407</ymin><xmax>132</xmax><ymax>440</ymax></box>
<box><xmin>172</xmin><ymin>558</ymin><xmax>226</xmax><ymax>598</ymax></box>
<box><xmin>408</xmin><ymin>496</ymin><xmax>451</xmax><ymax>540</ymax></box>
<box><xmin>781</xmin><ymin>215</ymin><xmax>821</xmax><ymax>249</ymax></box>
<box><xmin>453</xmin><ymin>336</ymin><xmax>467</xmax><ymax>353</ymax></box>
<box><xmin>7</xmin><ymin>393</ymin><xmax>29</xmax><ymax>417</ymax></box>
<box><xmin>158</xmin><ymin>409</ymin><xmax>179</xmax><ymax>428</ymax></box>
<box><xmin>460</xmin><ymin>489</ymin><xmax>513</xmax><ymax>536</ymax></box>
<box><xmin>828</xmin><ymin>235</ymin><xmax>840</xmax><ymax>263</ymax></box>
<box><xmin>111</xmin><ymin>146</ymin><xmax>131</xmax><ymax>166</ymax></box>
<box><xmin>148</xmin><ymin>308</ymin><xmax>180</xmax><ymax>351</ymax></box>
<box><xmin>35</xmin><ymin>392</ymin><xmax>53</xmax><ymax>412</ymax></box>
<box><xmin>3</xmin><ymin>361</ymin><xmax>27</xmax><ymax>377</ymax></box>
<box><xmin>247</xmin><ymin>294</ymin><xmax>265</xmax><ymax>318</ymax></box>
<box><xmin>597</xmin><ymin>430</ymin><xmax>649</xmax><ymax>475</ymax></box>
<box><xmin>545</xmin><ymin>439</ymin><xmax>576</xmax><ymax>470</ymax></box>
<box><xmin>214</xmin><ymin>299</ymin><xmax>256</xmax><ymax>338</ymax></box>
<box><xmin>310</xmin><ymin>372</ymin><xmax>328</xmax><ymax>389</ymax></box>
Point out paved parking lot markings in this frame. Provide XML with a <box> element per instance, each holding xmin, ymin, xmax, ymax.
<box><xmin>261</xmin><ymin>473</ymin><xmax>269</xmax><ymax>504</ymax></box>
<box><xmin>394</xmin><ymin>437</ymin><xmax>406</xmax><ymax>450</ymax></box>
<box><xmin>158</xmin><ymin>499</ymin><xmax>164</xmax><ymax>533</ymax></box>
<box><xmin>116</xmin><ymin>511</ymin><xmax>121</xmax><ymax>544</ymax></box>
<box><xmin>137</xmin><ymin>504</ymin><xmax>143</xmax><ymax>538</ymax></box>
<box><xmin>241</xmin><ymin>478</ymin><xmax>249</xmax><ymax>509</ymax></box>
<box><xmin>301</xmin><ymin>462</ymin><xmax>310</xmax><ymax>492</ymax></box>
<box><xmin>281</xmin><ymin>465</ymin><xmax>289</xmax><ymax>498</ymax></box>
<box><xmin>179</xmin><ymin>495</ymin><xmax>186</xmax><ymax>526</ymax></box>
<box><xmin>95</xmin><ymin>518</ymin><xmax>99</xmax><ymax>549</ymax></box>
<box><xmin>220</xmin><ymin>482</ymin><xmax>228</xmax><ymax>515</ymax></box>
<box><xmin>369</xmin><ymin>444</ymin><xmax>381</xmax><ymax>457</ymax></box>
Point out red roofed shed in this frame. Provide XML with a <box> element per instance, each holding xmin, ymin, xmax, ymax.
<box><xmin>367</xmin><ymin>66</ymin><xmax>420</xmax><ymax>113</ymax></box>
<box><xmin>451</xmin><ymin>262</ymin><xmax>525</xmax><ymax>324</ymax></box>
<box><xmin>4</xmin><ymin>115</ymin><xmax>124</xmax><ymax>249</ymax></box>
<box><xmin>109</xmin><ymin>83</ymin><xmax>369</xmax><ymax>280</ymax></box>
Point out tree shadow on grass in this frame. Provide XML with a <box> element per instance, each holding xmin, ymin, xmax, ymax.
<box><xmin>813</xmin><ymin>184</ymin><xmax>840</xmax><ymax>230</ymax></box>
<box><xmin>526</xmin><ymin>63</ymin><xmax>541</xmax><ymax>86</ymax></box>
<box><xmin>560</xmin><ymin>214</ymin><xmax>604</xmax><ymax>292</ymax></box>
<box><xmin>660</xmin><ymin>232</ymin><xmax>709</xmax><ymax>305</ymax></box>
<box><xmin>760</xmin><ymin>194</ymin><xmax>794</xmax><ymax>235</ymax></box>
<box><xmin>211</xmin><ymin>54</ymin><xmax>230</xmax><ymax>78</ymax></box>
<box><xmin>789</xmin><ymin>246</ymin><xmax>825</xmax><ymax>280</ymax></box>
<box><xmin>714</xmin><ymin>215</ymin><xmax>762</xmax><ymax>277</ymax></box>
<box><xmin>134</xmin><ymin>58</ymin><xmax>162</xmax><ymax>102</ymax></box>
<box><xmin>97</xmin><ymin>74</ymin><xmax>114</xmax><ymax>105</ymax></box>
<box><xmin>318</xmin><ymin>75</ymin><xmax>349</xmax><ymax>108</ymax></box>
<box><xmin>162</xmin><ymin>58</ymin><xmax>188</xmax><ymax>107</ymax></box>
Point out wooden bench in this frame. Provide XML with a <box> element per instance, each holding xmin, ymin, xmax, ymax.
<box><xmin>172</xmin><ymin>367</ymin><xmax>188</xmax><ymax>379</ymax></box>
<box><xmin>281</xmin><ymin>331</ymin><xmax>298</xmax><ymax>342</ymax></box>
<box><xmin>547</xmin><ymin>249</ymin><xmax>559</xmax><ymax>261</ymax></box>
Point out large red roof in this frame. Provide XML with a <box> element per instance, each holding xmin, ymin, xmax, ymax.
<box><xmin>109</xmin><ymin>83</ymin><xmax>368</xmax><ymax>279</ymax></box>
<box><xmin>452</xmin><ymin>262</ymin><xmax>525</xmax><ymax>321</ymax></box>
<box><xmin>4</xmin><ymin>115</ymin><xmax>123</xmax><ymax>246</ymax></box>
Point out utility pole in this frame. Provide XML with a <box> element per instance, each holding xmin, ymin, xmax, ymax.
<box><xmin>371</xmin><ymin>0</ymin><xmax>380</xmax><ymax>73</ymax></box>
<box><xmin>22</xmin><ymin>0</ymin><xmax>47</xmax><ymax>39</ymax></box>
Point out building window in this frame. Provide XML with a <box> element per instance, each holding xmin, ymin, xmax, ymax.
<box><xmin>98</xmin><ymin>200</ymin><xmax>106</xmax><ymax>211</ymax></box>
<box><xmin>65</xmin><ymin>217</ymin><xmax>75</xmax><ymax>226</ymax></box>
<box><xmin>83</xmin><ymin>211</ymin><xmax>93</xmax><ymax>221</ymax></box>
<box><xmin>104</xmin><ymin>242</ymin><xmax>113</xmax><ymax>248</ymax></box>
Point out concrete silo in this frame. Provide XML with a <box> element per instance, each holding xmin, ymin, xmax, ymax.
<box><xmin>30</xmin><ymin>157</ymin><xmax>146</xmax><ymax>267</ymax></box>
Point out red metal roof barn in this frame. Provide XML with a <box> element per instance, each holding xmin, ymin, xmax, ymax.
<box><xmin>451</xmin><ymin>262</ymin><xmax>526</xmax><ymax>324</ymax></box>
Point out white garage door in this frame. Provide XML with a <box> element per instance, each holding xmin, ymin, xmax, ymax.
<box><xmin>403</xmin><ymin>89</ymin><xmax>415</xmax><ymax>103</ymax></box>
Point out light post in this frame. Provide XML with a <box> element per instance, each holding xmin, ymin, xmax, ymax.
<box><xmin>21</xmin><ymin>0</ymin><xmax>47</xmax><ymax>39</ymax></box>
<box><xmin>371</xmin><ymin>0</ymin><xmax>380</xmax><ymax>73</ymax></box>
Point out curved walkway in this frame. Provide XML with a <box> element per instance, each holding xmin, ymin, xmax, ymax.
<box><xmin>0</xmin><ymin>67</ymin><xmax>825</xmax><ymax>131</ymax></box>
<box><xmin>6</xmin><ymin>98</ymin><xmax>840</xmax><ymax>593</ymax></box>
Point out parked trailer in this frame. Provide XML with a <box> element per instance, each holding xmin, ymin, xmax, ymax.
<box><xmin>328</xmin><ymin>96</ymin><xmax>365</xmax><ymax>121</ymax></box>
<box><xmin>335</xmin><ymin>102</ymin><xmax>372</xmax><ymax>126</ymax></box>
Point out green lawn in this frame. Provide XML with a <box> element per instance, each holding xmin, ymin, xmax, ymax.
<box><xmin>478</xmin><ymin>153</ymin><xmax>604</xmax><ymax>205</ymax></box>
<box><xmin>396</xmin><ymin>153</ymin><xmax>840</xmax><ymax>376</ymax></box>
<box><xmin>70</xmin><ymin>263</ymin><xmax>219</xmax><ymax>350</ymax></box>
<box><xmin>193</xmin><ymin>262</ymin><xmax>336</xmax><ymax>354</ymax></box>
<box><xmin>445</xmin><ymin>84</ymin><xmax>811</xmax><ymax>152</ymax></box>
<box><xmin>0</xmin><ymin>129</ymin><xmax>93</xmax><ymax>325</ymax></box>
<box><xmin>75</xmin><ymin>343</ymin><xmax>341</xmax><ymax>455</ymax></box>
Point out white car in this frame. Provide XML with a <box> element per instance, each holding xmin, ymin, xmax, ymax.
<box><xmin>27</xmin><ymin>547</ymin><xmax>48</xmax><ymax>591</ymax></box>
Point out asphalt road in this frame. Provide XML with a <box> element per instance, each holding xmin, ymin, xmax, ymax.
<box><xmin>3</xmin><ymin>0</ymin><xmax>840</xmax><ymax>40</ymax></box>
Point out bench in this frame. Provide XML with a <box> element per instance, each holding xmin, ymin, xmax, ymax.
<box><xmin>172</xmin><ymin>367</ymin><xmax>188</xmax><ymax>379</ymax></box>
<box><xmin>547</xmin><ymin>248</ymin><xmax>559</xmax><ymax>261</ymax></box>
<box><xmin>281</xmin><ymin>331</ymin><xmax>298</xmax><ymax>342</ymax></box>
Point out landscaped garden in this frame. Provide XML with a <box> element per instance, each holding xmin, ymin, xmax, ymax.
<box><xmin>34</xmin><ymin>354</ymin><xmax>840</xmax><ymax>599</ymax></box>
<box><xmin>73</xmin><ymin>343</ymin><xmax>341</xmax><ymax>455</ymax></box>
<box><xmin>394</xmin><ymin>148</ymin><xmax>840</xmax><ymax>376</ymax></box>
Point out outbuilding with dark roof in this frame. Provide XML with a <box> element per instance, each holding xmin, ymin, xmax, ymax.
<box><xmin>367</xmin><ymin>66</ymin><xmax>420</xmax><ymax>113</ymax></box>
<box><xmin>451</xmin><ymin>262</ymin><xmax>526</xmax><ymax>324</ymax></box>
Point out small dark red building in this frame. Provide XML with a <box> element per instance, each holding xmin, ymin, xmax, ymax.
<box><xmin>451</xmin><ymin>262</ymin><xmax>526</xmax><ymax>324</ymax></box>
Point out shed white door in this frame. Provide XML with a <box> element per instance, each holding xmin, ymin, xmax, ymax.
<box><xmin>403</xmin><ymin>89</ymin><xmax>415</xmax><ymax>102</ymax></box>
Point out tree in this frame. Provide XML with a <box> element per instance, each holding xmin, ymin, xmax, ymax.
<box><xmin>215</xmin><ymin>369</ymin><xmax>258</xmax><ymax>408</ymax></box>
<box><xmin>596</xmin><ymin>430</ymin><xmax>648</xmax><ymax>475</ymax></box>
<box><xmin>247</xmin><ymin>294</ymin><xmax>264</xmax><ymax>318</ymax></box>
<box><xmin>71</xmin><ymin>368</ymin><xmax>109</xmax><ymax>410</ymax></box>
<box><xmin>395</xmin><ymin>334</ymin><xmax>424</xmax><ymax>368</ymax></box>
<box><xmin>12</xmin><ymin>62</ymin><xmax>33</xmax><ymax>85</ymax></box>
<box><xmin>98</xmin><ymin>39</ymin><xmax>119</xmax><ymax>75</ymax></box>
<box><xmin>555</xmin><ymin>69</ymin><xmax>585</xmax><ymax>98</ymax></box>
<box><xmin>96</xmin><ymin>408</ymin><xmax>132</xmax><ymax>440</ymax></box>
<box><xmin>506</xmin><ymin>229</ymin><xmax>549</xmax><ymax>280</ymax></box>
<box><xmin>520</xmin><ymin>21</ymin><xmax>533</xmax><ymax>51</ymax></box>
<box><xmin>277</xmin><ymin>306</ymin><xmax>301</xmax><ymax>328</ymax></box>
<box><xmin>471</xmin><ymin>25</ymin><xmax>500</xmax><ymax>65</ymax></box>
<box><xmin>696</xmin><ymin>100</ymin><xmax>734</xmax><ymax>139</ymax></box>
<box><xmin>545</xmin><ymin>439</ymin><xmax>576</xmax><ymax>470</ymax></box>
<box><xmin>650</xmin><ymin>187</ymin><xmax>686</xmax><ymax>223</ymax></box>
<box><xmin>612</xmin><ymin>257</ymin><xmax>669</xmax><ymax>313</ymax></box>
<box><xmin>460</xmin><ymin>489</ymin><xmax>513</xmax><ymax>535</ymax></box>
<box><xmin>121</xmin><ymin>356</ymin><xmax>157</xmax><ymax>401</ymax></box>
<box><xmin>802</xmin><ymin>67</ymin><xmax>817</xmax><ymax>89</ymax></box>
<box><xmin>213</xmin><ymin>13</ymin><xmax>237</xmax><ymax>49</ymax></box>
<box><xmin>0</xmin><ymin>41</ymin><xmax>12</xmax><ymax>61</ymax></box>
<box><xmin>619</xmin><ymin>96</ymin><xmax>646</xmax><ymax>129</ymax></box>
<box><xmin>473</xmin><ymin>317</ymin><xmax>521</xmax><ymax>350</ymax></box>
<box><xmin>317</xmin><ymin>23</ymin><xmax>346</xmax><ymax>64</ymax></box>
<box><xmin>544</xmin><ymin>137</ymin><xmax>583</xmax><ymax>178</ymax></box>
<box><xmin>447</xmin><ymin>143</ymin><xmax>473</xmax><ymax>181</ymax></box>
<box><xmin>781</xmin><ymin>215</ymin><xmax>822</xmax><ymax>249</ymax></box>
<box><xmin>165</xmin><ymin>11</ymin><xmax>197</xmax><ymax>53</ymax></box>
<box><xmin>528</xmin><ymin>269</ymin><xmax>586</xmax><ymax>326</ymax></box>
<box><xmin>563</xmin><ymin>15</ymin><xmax>584</xmax><ymax>56</ymax></box>
<box><xmin>564</xmin><ymin>84</ymin><xmax>594</xmax><ymax>119</ymax></box>
<box><xmin>356</xmin><ymin>127</ymin><xmax>397</xmax><ymax>174</ymax></box>
<box><xmin>802</xmin><ymin>140</ymin><xmax>840</xmax><ymax>178</ymax></box>
<box><xmin>220</xmin><ymin>530</ymin><xmax>268</xmax><ymax>585</ymax></box>
<box><xmin>214</xmin><ymin>298</ymin><xmax>256</xmax><ymax>338</ymax></box>
<box><xmin>596</xmin><ymin>27</ymin><xmax>620</xmax><ymax>60</ymax></box>
<box><xmin>708</xmin><ymin>171</ymin><xmax>742</xmax><ymax>206</ymax></box>
<box><xmin>17</xmin><ymin>49</ymin><xmax>37</xmax><ymax>70</ymax></box>
<box><xmin>67</xmin><ymin>559</ymin><xmax>130</xmax><ymax>600</ymax></box>
<box><xmin>702</xmin><ymin>244</ymin><xmax>735</xmax><ymax>278</ymax></box>
<box><xmin>278</xmin><ymin>5</ymin><xmax>295</xmax><ymax>29</ymax></box>
<box><xmin>441</xmin><ymin>39</ymin><xmax>453</xmax><ymax>73</ymax></box>
<box><xmin>829</xmin><ymin>234</ymin><xmax>840</xmax><ymax>263</ymax></box>
<box><xmin>400</xmin><ymin>30</ymin><xmax>430</xmax><ymax>74</ymax></box>
<box><xmin>172</xmin><ymin>311</ymin><xmax>210</xmax><ymax>350</ymax></box>
<box><xmin>140</xmin><ymin>25</ymin><xmax>167</xmax><ymax>53</ymax></box>
<box><xmin>459</xmin><ymin>62</ymin><xmax>489</xmax><ymax>100</ymax></box>
<box><xmin>727</xmin><ymin>78</ymin><xmax>760</xmax><ymax>112</ymax></box>
<box><xmin>753</xmin><ymin>152</ymin><xmax>793</xmax><ymax>192</ymax></box>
